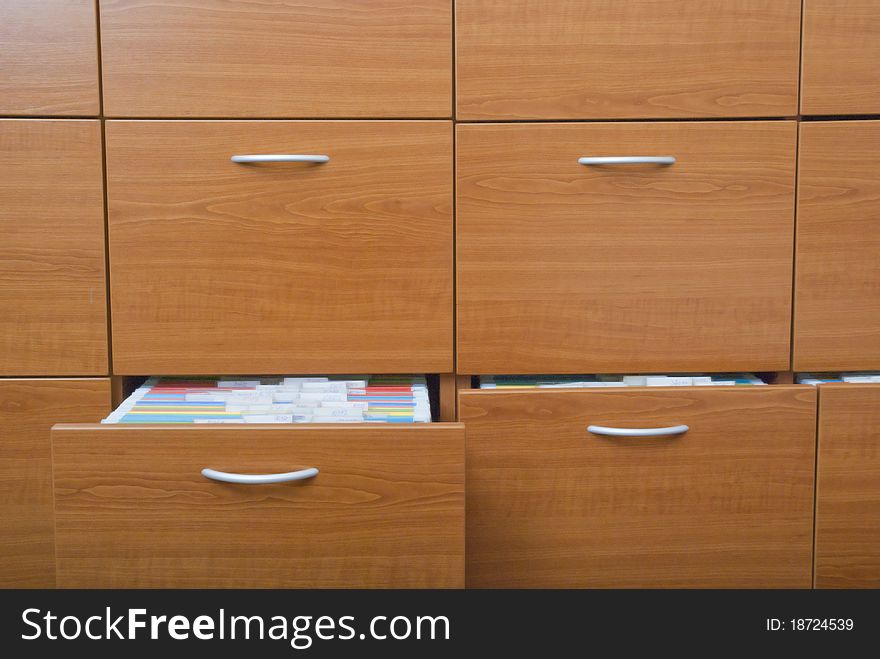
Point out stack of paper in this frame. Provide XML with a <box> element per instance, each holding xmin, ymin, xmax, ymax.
<box><xmin>798</xmin><ymin>372</ymin><xmax>880</xmax><ymax>385</ymax></box>
<box><xmin>479</xmin><ymin>373</ymin><xmax>767</xmax><ymax>389</ymax></box>
<box><xmin>102</xmin><ymin>376</ymin><xmax>431</xmax><ymax>424</ymax></box>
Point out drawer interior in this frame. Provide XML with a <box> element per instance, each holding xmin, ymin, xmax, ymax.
<box><xmin>797</xmin><ymin>371</ymin><xmax>880</xmax><ymax>385</ymax></box>
<box><xmin>51</xmin><ymin>422</ymin><xmax>465</xmax><ymax>588</ymax></box>
<box><xmin>105</xmin><ymin>374</ymin><xmax>450</xmax><ymax>425</ymax></box>
<box><xmin>475</xmin><ymin>372</ymin><xmax>771</xmax><ymax>389</ymax></box>
<box><xmin>51</xmin><ymin>378</ymin><xmax>463</xmax><ymax>587</ymax></box>
<box><xmin>465</xmin><ymin>371</ymin><xmax>804</xmax><ymax>392</ymax></box>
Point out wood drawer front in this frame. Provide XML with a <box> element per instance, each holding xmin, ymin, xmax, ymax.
<box><xmin>106</xmin><ymin>121</ymin><xmax>452</xmax><ymax>374</ymax></box>
<box><xmin>0</xmin><ymin>379</ymin><xmax>110</xmax><ymax>588</ymax></box>
<box><xmin>0</xmin><ymin>0</ymin><xmax>99</xmax><ymax>116</ymax></box>
<box><xmin>52</xmin><ymin>424</ymin><xmax>464</xmax><ymax>588</ymax></box>
<box><xmin>100</xmin><ymin>0</ymin><xmax>451</xmax><ymax>118</ymax></box>
<box><xmin>460</xmin><ymin>386</ymin><xmax>816</xmax><ymax>588</ymax></box>
<box><xmin>455</xmin><ymin>0</ymin><xmax>800</xmax><ymax>120</ymax></box>
<box><xmin>457</xmin><ymin>122</ymin><xmax>796</xmax><ymax>374</ymax></box>
<box><xmin>816</xmin><ymin>384</ymin><xmax>880</xmax><ymax>588</ymax></box>
<box><xmin>0</xmin><ymin>120</ymin><xmax>108</xmax><ymax>376</ymax></box>
<box><xmin>801</xmin><ymin>0</ymin><xmax>880</xmax><ymax>115</ymax></box>
<box><xmin>794</xmin><ymin>121</ymin><xmax>880</xmax><ymax>371</ymax></box>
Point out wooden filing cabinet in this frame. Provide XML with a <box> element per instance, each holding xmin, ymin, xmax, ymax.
<box><xmin>460</xmin><ymin>385</ymin><xmax>816</xmax><ymax>588</ymax></box>
<box><xmin>815</xmin><ymin>384</ymin><xmax>880</xmax><ymax>588</ymax></box>
<box><xmin>52</xmin><ymin>423</ymin><xmax>465</xmax><ymax>588</ymax></box>
<box><xmin>457</xmin><ymin>121</ymin><xmax>797</xmax><ymax>374</ymax></box>
<box><xmin>0</xmin><ymin>378</ymin><xmax>110</xmax><ymax>588</ymax></box>
<box><xmin>105</xmin><ymin>120</ymin><xmax>453</xmax><ymax>375</ymax></box>
<box><xmin>0</xmin><ymin>0</ymin><xmax>100</xmax><ymax>116</ymax></box>
<box><xmin>794</xmin><ymin>121</ymin><xmax>880</xmax><ymax>371</ymax></box>
<box><xmin>1</xmin><ymin>0</ymin><xmax>874</xmax><ymax>592</ymax></box>
<box><xmin>99</xmin><ymin>0</ymin><xmax>452</xmax><ymax>118</ymax></box>
<box><xmin>801</xmin><ymin>0</ymin><xmax>880</xmax><ymax>115</ymax></box>
<box><xmin>0</xmin><ymin>120</ymin><xmax>108</xmax><ymax>376</ymax></box>
<box><xmin>455</xmin><ymin>0</ymin><xmax>801</xmax><ymax>120</ymax></box>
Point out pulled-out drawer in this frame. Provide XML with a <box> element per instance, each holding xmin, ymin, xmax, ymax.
<box><xmin>52</xmin><ymin>423</ymin><xmax>464</xmax><ymax>588</ymax></box>
<box><xmin>460</xmin><ymin>385</ymin><xmax>816</xmax><ymax>588</ymax></box>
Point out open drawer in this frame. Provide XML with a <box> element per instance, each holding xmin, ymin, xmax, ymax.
<box><xmin>459</xmin><ymin>384</ymin><xmax>816</xmax><ymax>588</ymax></box>
<box><xmin>51</xmin><ymin>423</ymin><xmax>464</xmax><ymax>588</ymax></box>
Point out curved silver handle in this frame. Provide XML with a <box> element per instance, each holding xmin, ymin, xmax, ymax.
<box><xmin>587</xmin><ymin>424</ymin><xmax>689</xmax><ymax>437</ymax></box>
<box><xmin>201</xmin><ymin>467</ymin><xmax>319</xmax><ymax>484</ymax></box>
<box><xmin>231</xmin><ymin>154</ymin><xmax>329</xmax><ymax>164</ymax></box>
<box><xmin>578</xmin><ymin>156</ymin><xmax>676</xmax><ymax>165</ymax></box>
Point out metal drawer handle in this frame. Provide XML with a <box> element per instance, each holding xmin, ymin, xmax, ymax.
<box><xmin>231</xmin><ymin>154</ymin><xmax>330</xmax><ymax>164</ymax></box>
<box><xmin>587</xmin><ymin>424</ymin><xmax>689</xmax><ymax>437</ymax></box>
<box><xmin>201</xmin><ymin>467</ymin><xmax>319</xmax><ymax>484</ymax></box>
<box><xmin>578</xmin><ymin>156</ymin><xmax>676</xmax><ymax>165</ymax></box>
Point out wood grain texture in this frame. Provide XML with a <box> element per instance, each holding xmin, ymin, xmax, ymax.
<box><xmin>0</xmin><ymin>378</ymin><xmax>110</xmax><ymax>588</ymax></box>
<box><xmin>460</xmin><ymin>386</ymin><xmax>816</xmax><ymax>588</ymax></box>
<box><xmin>439</xmin><ymin>373</ymin><xmax>456</xmax><ymax>422</ymax></box>
<box><xmin>0</xmin><ymin>0</ymin><xmax>99</xmax><ymax>116</ymax></box>
<box><xmin>52</xmin><ymin>424</ymin><xmax>464</xmax><ymax>588</ymax></box>
<box><xmin>769</xmin><ymin>371</ymin><xmax>796</xmax><ymax>385</ymax></box>
<box><xmin>0</xmin><ymin>120</ymin><xmax>108</xmax><ymax>375</ymax></box>
<box><xmin>794</xmin><ymin>121</ymin><xmax>880</xmax><ymax>371</ymax></box>
<box><xmin>455</xmin><ymin>0</ymin><xmax>800</xmax><ymax>120</ymax></box>
<box><xmin>106</xmin><ymin>121</ymin><xmax>452</xmax><ymax>374</ymax></box>
<box><xmin>455</xmin><ymin>375</ymin><xmax>472</xmax><ymax>420</ymax></box>
<box><xmin>110</xmin><ymin>376</ymin><xmax>125</xmax><ymax>408</ymax></box>
<box><xmin>100</xmin><ymin>0</ymin><xmax>452</xmax><ymax>118</ymax></box>
<box><xmin>801</xmin><ymin>0</ymin><xmax>880</xmax><ymax>115</ymax></box>
<box><xmin>816</xmin><ymin>384</ymin><xmax>880</xmax><ymax>588</ymax></box>
<box><xmin>457</xmin><ymin>121</ymin><xmax>796</xmax><ymax>374</ymax></box>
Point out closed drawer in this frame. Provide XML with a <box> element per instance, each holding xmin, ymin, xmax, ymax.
<box><xmin>106</xmin><ymin>121</ymin><xmax>453</xmax><ymax>374</ymax></box>
<box><xmin>0</xmin><ymin>0</ymin><xmax>99</xmax><ymax>115</ymax></box>
<box><xmin>52</xmin><ymin>423</ymin><xmax>464</xmax><ymax>588</ymax></box>
<box><xmin>794</xmin><ymin>121</ymin><xmax>880</xmax><ymax>371</ymax></box>
<box><xmin>801</xmin><ymin>0</ymin><xmax>880</xmax><ymax>115</ymax></box>
<box><xmin>0</xmin><ymin>120</ymin><xmax>108</xmax><ymax>376</ymax></box>
<box><xmin>0</xmin><ymin>378</ymin><xmax>110</xmax><ymax>588</ymax></box>
<box><xmin>460</xmin><ymin>385</ymin><xmax>816</xmax><ymax>588</ymax></box>
<box><xmin>456</xmin><ymin>0</ymin><xmax>800</xmax><ymax>120</ymax></box>
<box><xmin>457</xmin><ymin>121</ymin><xmax>796</xmax><ymax>374</ymax></box>
<box><xmin>100</xmin><ymin>0</ymin><xmax>451</xmax><ymax>118</ymax></box>
<box><xmin>816</xmin><ymin>384</ymin><xmax>880</xmax><ymax>588</ymax></box>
